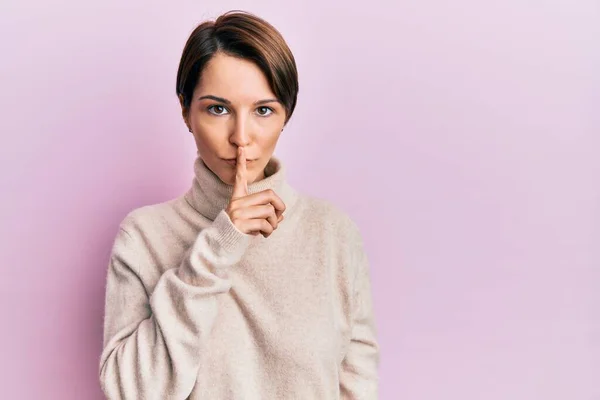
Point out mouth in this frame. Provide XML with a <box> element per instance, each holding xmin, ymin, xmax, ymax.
<box><xmin>223</xmin><ymin>158</ymin><xmax>256</xmax><ymax>166</ymax></box>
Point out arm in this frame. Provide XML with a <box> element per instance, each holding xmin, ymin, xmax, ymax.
<box><xmin>98</xmin><ymin>209</ymin><xmax>250</xmax><ymax>400</ymax></box>
<box><xmin>339</xmin><ymin>229</ymin><xmax>380</xmax><ymax>399</ymax></box>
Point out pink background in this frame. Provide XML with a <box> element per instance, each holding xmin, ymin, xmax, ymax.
<box><xmin>1</xmin><ymin>1</ymin><xmax>598</xmax><ymax>399</ymax></box>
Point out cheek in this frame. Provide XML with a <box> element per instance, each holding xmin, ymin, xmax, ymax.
<box><xmin>194</xmin><ymin>113</ymin><xmax>223</xmax><ymax>131</ymax></box>
<box><xmin>192</xmin><ymin>129</ymin><xmax>221</xmax><ymax>155</ymax></box>
<box><xmin>257</xmin><ymin>117</ymin><xmax>284</xmax><ymax>136</ymax></box>
<box><xmin>193</xmin><ymin>118</ymin><xmax>226</xmax><ymax>141</ymax></box>
<box><xmin>251</xmin><ymin>129</ymin><xmax>279</xmax><ymax>148</ymax></box>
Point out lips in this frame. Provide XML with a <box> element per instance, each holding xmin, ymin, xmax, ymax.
<box><xmin>223</xmin><ymin>158</ymin><xmax>255</xmax><ymax>166</ymax></box>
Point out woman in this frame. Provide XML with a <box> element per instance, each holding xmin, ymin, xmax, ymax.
<box><xmin>99</xmin><ymin>10</ymin><xmax>379</xmax><ymax>400</ymax></box>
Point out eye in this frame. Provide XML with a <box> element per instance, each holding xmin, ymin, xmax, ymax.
<box><xmin>207</xmin><ymin>105</ymin><xmax>229</xmax><ymax>116</ymax></box>
<box><xmin>256</xmin><ymin>106</ymin><xmax>274</xmax><ymax>116</ymax></box>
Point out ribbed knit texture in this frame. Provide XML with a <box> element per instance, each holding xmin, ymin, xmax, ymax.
<box><xmin>99</xmin><ymin>155</ymin><xmax>380</xmax><ymax>399</ymax></box>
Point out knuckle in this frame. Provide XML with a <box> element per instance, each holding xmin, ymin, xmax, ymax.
<box><xmin>263</xmin><ymin>220</ymin><xmax>273</xmax><ymax>232</ymax></box>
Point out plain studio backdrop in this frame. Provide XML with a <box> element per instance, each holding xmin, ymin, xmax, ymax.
<box><xmin>0</xmin><ymin>1</ymin><xmax>598</xmax><ymax>399</ymax></box>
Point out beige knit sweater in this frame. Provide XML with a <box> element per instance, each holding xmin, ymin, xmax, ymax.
<box><xmin>99</xmin><ymin>155</ymin><xmax>380</xmax><ymax>399</ymax></box>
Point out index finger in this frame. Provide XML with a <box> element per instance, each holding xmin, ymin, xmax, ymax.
<box><xmin>231</xmin><ymin>147</ymin><xmax>248</xmax><ymax>200</ymax></box>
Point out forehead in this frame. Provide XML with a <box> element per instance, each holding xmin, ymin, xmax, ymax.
<box><xmin>196</xmin><ymin>52</ymin><xmax>276</xmax><ymax>101</ymax></box>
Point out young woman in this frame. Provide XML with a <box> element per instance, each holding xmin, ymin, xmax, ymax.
<box><xmin>99</xmin><ymin>10</ymin><xmax>379</xmax><ymax>399</ymax></box>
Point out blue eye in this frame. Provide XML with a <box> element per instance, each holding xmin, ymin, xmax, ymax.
<box><xmin>207</xmin><ymin>105</ymin><xmax>229</xmax><ymax>115</ymax></box>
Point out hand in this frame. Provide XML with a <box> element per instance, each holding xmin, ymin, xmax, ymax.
<box><xmin>225</xmin><ymin>147</ymin><xmax>286</xmax><ymax>237</ymax></box>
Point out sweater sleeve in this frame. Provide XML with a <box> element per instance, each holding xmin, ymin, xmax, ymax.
<box><xmin>339</xmin><ymin>228</ymin><xmax>380</xmax><ymax>400</ymax></box>
<box><xmin>99</xmin><ymin>209</ymin><xmax>251</xmax><ymax>400</ymax></box>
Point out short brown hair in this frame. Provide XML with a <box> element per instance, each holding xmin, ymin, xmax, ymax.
<box><xmin>176</xmin><ymin>10</ymin><xmax>299</xmax><ymax>124</ymax></box>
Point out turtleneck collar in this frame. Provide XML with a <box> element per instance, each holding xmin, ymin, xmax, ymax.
<box><xmin>184</xmin><ymin>154</ymin><xmax>299</xmax><ymax>222</ymax></box>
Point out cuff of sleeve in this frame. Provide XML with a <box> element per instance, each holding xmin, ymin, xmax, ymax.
<box><xmin>177</xmin><ymin>210</ymin><xmax>253</xmax><ymax>286</ymax></box>
<box><xmin>208</xmin><ymin>209</ymin><xmax>253</xmax><ymax>263</ymax></box>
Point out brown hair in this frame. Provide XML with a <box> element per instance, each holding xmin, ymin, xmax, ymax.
<box><xmin>176</xmin><ymin>10</ymin><xmax>299</xmax><ymax>124</ymax></box>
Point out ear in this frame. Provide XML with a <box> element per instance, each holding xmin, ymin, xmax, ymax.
<box><xmin>178</xmin><ymin>94</ymin><xmax>191</xmax><ymax>132</ymax></box>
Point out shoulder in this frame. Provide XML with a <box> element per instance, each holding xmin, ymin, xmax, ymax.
<box><xmin>117</xmin><ymin>196</ymin><xmax>186</xmax><ymax>237</ymax></box>
<box><xmin>296</xmin><ymin>193</ymin><xmax>363</xmax><ymax>243</ymax></box>
<box><xmin>297</xmin><ymin>194</ymin><xmax>369</xmax><ymax>286</ymax></box>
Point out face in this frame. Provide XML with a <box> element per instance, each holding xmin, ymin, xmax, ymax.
<box><xmin>180</xmin><ymin>52</ymin><xmax>287</xmax><ymax>185</ymax></box>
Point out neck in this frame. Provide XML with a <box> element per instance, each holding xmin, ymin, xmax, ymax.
<box><xmin>184</xmin><ymin>154</ymin><xmax>299</xmax><ymax>221</ymax></box>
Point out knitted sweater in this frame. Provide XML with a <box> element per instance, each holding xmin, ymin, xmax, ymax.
<box><xmin>99</xmin><ymin>155</ymin><xmax>380</xmax><ymax>399</ymax></box>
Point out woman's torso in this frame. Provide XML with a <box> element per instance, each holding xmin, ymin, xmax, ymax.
<box><xmin>130</xmin><ymin>193</ymin><xmax>358</xmax><ymax>399</ymax></box>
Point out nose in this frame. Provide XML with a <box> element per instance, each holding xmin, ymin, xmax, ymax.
<box><xmin>229</xmin><ymin>115</ymin><xmax>252</xmax><ymax>148</ymax></box>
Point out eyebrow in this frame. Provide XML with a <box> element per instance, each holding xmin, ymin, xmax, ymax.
<box><xmin>197</xmin><ymin>95</ymin><xmax>281</xmax><ymax>106</ymax></box>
